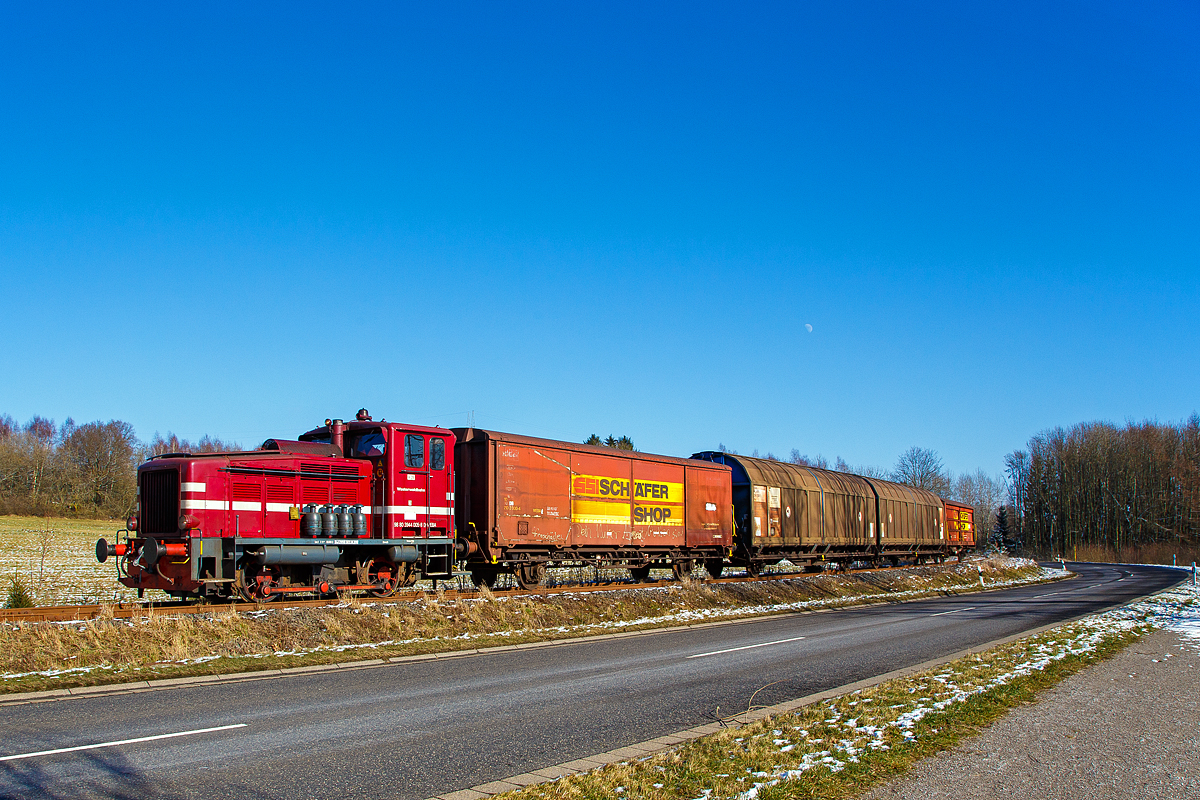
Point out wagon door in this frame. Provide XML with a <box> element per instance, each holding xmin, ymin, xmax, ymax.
<box><xmin>683</xmin><ymin>464</ymin><xmax>731</xmax><ymax>549</ymax></box>
<box><xmin>751</xmin><ymin>485</ymin><xmax>768</xmax><ymax>543</ymax></box>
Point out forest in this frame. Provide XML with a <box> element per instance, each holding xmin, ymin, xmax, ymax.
<box><xmin>0</xmin><ymin>414</ymin><xmax>237</xmax><ymax>518</ymax></box>
<box><xmin>1005</xmin><ymin>415</ymin><xmax>1200</xmax><ymax>561</ymax></box>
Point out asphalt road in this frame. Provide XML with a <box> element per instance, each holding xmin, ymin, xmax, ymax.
<box><xmin>0</xmin><ymin>562</ymin><xmax>1184</xmax><ymax>800</ymax></box>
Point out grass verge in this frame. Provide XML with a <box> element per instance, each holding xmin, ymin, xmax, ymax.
<box><xmin>491</xmin><ymin>580</ymin><xmax>1200</xmax><ymax>800</ymax></box>
<box><xmin>0</xmin><ymin>558</ymin><xmax>1054</xmax><ymax>695</ymax></box>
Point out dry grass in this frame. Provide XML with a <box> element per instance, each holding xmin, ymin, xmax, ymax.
<box><xmin>0</xmin><ymin>515</ymin><xmax>170</xmax><ymax>605</ymax></box>
<box><xmin>0</xmin><ymin>558</ymin><xmax>1052</xmax><ymax>694</ymax></box>
<box><xmin>1070</xmin><ymin>541</ymin><xmax>1200</xmax><ymax>568</ymax></box>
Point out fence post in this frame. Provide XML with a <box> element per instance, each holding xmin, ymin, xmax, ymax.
<box><xmin>1193</xmin><ymin>562</ymin><xmax>1196</xmax><ymax>586</ymax></box>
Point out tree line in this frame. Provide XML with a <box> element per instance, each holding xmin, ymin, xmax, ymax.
<box><xmin>0</xmin><ymin>413</ymin><xmax>239</xmax><ymax>518</ymax></box>
<box><xmin>1004</xmin><ymin>415</ymin><xmax>1200</xmax><ymax>558</ymax></box>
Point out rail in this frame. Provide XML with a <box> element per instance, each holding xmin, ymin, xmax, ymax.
<box><xmin>0</xmin><ymin>561</ymin><xmax>941</xmax><ymax>624</ymax></box>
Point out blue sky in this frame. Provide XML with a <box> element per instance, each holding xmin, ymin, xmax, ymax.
<box><xmin>1</xmin><ymin>1</ymin><xmax>1196</xmax><ymax>479</ymax></box>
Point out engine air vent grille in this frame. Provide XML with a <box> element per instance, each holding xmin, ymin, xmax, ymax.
<box><xmin>231</xmin><ymin>483</ymin><xmax>261</xmax><ymax>502</ymax></box>
<box><xmin>302</xmin><ymin>483</ymin><xmax>329</xmax><ymax>503</ymax></box>
<box><xmin>301</xmin><ymin>463</ymin><xmax>331</xmax><ymax>475</ymax></box>
<box><xmin>266</xmin><ymin>485</ymin><xmax>293</xmax><ymax>503</ymax></box>
<box><xmin>140</xmin><ymin>469</ymin><xmax>180</xmax><ymax>534</ymax></box>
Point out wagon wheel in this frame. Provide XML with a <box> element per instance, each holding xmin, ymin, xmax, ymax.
<box><xmin>470</xmin><ymin>567</ymin><xmax>498</xmax><ymax>589</ymax></box>
<box><xmin>671</xmin><ymin>560</ymin><xmax>694</xmax><ymax>581</ymax></box>
<box><xmin>704</xmin><ymin>559</ymin><xmax>725</xmax><ymax>579</ymax></box>
<box><xmin>629</xmin><ymin>565</ymin><xmax>652</xmax><ymax>583</ymax></box>
<box><xmin>366</xmin><ymin>560</ymin><xmax>399</xmax><ymax>598</ymax></box>
<box><xmin>516</xmin><ymin>562</ymin><xmax>547</xmax><ymax>590</ymax></box>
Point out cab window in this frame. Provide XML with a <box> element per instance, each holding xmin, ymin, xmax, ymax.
<box><xmin>430</xmin><ymin>438</ymin><xmax>445</xmax><ymax>470</ymax></box>
<box><xmin>404</xmin><ymin>434</ymin><xmax>425</xmax><ymax>468</ymax></box>
<box><xmin>349</xmin><ymin>432</ymin><xmax>386</xmax><ymax>458</ymax></box>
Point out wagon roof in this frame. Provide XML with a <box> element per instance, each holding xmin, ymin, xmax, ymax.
<box><xmin>692</xmin><ymin>452</ymin><xmax>943</xmax><ymax>504</ymax></box>
<box><xmin>452</xmin><ymin>428</ymin><xmax>731</xmax><ymax>472</ymax></box>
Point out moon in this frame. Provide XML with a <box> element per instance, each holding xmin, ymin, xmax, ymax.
<box><xmin>805</xmin><ymin>323</ymin><xmax>813</xmax><ymax>333</ymax></box>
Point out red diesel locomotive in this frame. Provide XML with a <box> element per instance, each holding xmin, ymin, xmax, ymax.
<box><xmin>96</xmin><ymin>410</ymin><xmax>974</xmax><ymax>600</ymax></box>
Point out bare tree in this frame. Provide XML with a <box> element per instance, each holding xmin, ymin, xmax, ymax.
<box><xmin>788</xmin><ymin>449</ymin><xmax>829</xmax><ymax>468</ymax></box>
<box><xmin>147</xmin><ymin>432</ymin><xmax>241</xmax><ymax>457</ymax></box>
<box><xmin>60</xmin><ymin>420</ymin><xmax>139</xmax><ymax>515</ymax></box>
<box><xmin>951</xmin><ymin>469</ymin><xmax>1006</xmax><ymax>548</ymax></box>
<box><xmin>892</xmin><ymin>446</ymin><xmax>951</xmax><ymax>496</ymax></box>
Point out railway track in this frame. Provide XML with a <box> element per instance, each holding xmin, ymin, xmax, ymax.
<box><xmin>0</xmin><ymin>561</ymin><xmax>946</xmax><ymax>624</ymax></box>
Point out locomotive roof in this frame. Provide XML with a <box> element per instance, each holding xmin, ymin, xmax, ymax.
<box><xmin>451</xmin><ymin>427</ymin><xmax>731</xmax><ymax>472</ymax></box>
<box><xmin>297</xmin><ymin>419</ymin><xmax>456</xmax><ymax>440</ymax></box>
<box><xmin>692</xmin><ymin>451</ymin><xmax>944</xmax><ymax>505</ymax></box>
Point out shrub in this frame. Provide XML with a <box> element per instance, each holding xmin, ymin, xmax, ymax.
<box><xmin>5</xmin><ymin>577</ymin><xmax>35</xmax><ymax>609</ymax></box>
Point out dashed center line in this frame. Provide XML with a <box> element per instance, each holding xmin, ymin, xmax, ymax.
<box><xmin>0</xmin><ymin>724</ymin><xmax>247</xmax><ymax>762</ymax></box>
<box><xmin>687</xmin><ymin>636</ymin><xmax>806</xmax><ymax>659</ymax></box>
<box><xmin>929</xmin><ymin>606</ymin><xmax>977</xmax><ymax>617</ymax></box>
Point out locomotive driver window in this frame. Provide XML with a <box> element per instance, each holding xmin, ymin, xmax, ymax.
<box><xmin>350</xmin><ymin>432</ymin><xmax>386</xmax><ymax>458</ymax></box>
<box><xmin>430</xmin><ymin>438</ymin><xmax>445</xmax><ymax>470</ymax></box>
<box><xmin>405</xmin><ymin>434</ymin><xmax>425</xmax><ymax>468</ymax></box>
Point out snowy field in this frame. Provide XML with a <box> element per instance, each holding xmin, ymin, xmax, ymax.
<box><xmin>0</xmin><ymin>516</ymin><xmax>169</xmax><ymax>605</ymax></box>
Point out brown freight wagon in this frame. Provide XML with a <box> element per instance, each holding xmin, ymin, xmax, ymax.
<box><xmin>452</xmin><ymin>428</ymin><xmax>733</xmax><ymax>588</ymax></box>
<box><xmin>943</xmin><ymin>500</ymin><xmax>976</xmax><ymax>553</ymax></box>
<box><xmin>867</xmin><ymin>478</ymin><xmax>946</xmax><ymax>564</ymax></box>
<box><xmin>690</xmin><ymin>452</ymin><xmax>948</xmax><ymax>571</ymax></box>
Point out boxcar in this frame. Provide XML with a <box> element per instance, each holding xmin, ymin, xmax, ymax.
<box><xmin>690</xmin><ymin>452</ymin><xmax>947</xmax><ymax>571</ymax></box>
<box><xmin>453</xmin><ymin>428</ymin><xmax>733</xmax><ymax>587</ymax></box>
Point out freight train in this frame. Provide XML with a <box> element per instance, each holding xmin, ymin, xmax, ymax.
<box><xmin>95</xmin><ymin>411</ymin><xmax>975</xmax><ymax>600</ymax></box>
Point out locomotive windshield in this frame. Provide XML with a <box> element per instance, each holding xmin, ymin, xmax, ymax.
<box><xmin>347</xmin><ymin>431</ymin><xmax>387</xmax><ymax>458</ymax></box>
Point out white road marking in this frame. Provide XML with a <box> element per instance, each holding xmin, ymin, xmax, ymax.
<box><xmin>929</xmin><ymin>606</ymin><xmax>977</xmax><ymax>617</ymax></box>
<box><xmin>686</xmin><ymin>636</ymin><xmax>806</xmax><ymax>659</ymax></box>
<box><xmin>0</xmin><ymin>724</ymin><xmax>247</xmax><ymax>762</ymax></box>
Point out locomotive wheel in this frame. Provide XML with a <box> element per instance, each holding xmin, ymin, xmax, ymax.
<box><xmin>744</xmin><ymin>561</ymin><xmax>762</xmax><ymax>578</ymax></box>
<box><xmin>671</xmin><ymin>560</ymin><xmax>694</xmax><ymax>581</ymax></box>
<box><xmin>366</xmin><ymin>561</ymin><xmax>399</xmax><ymax>598</ymax></box>
<box><xmin>236</xmin><ymin>566</ymin><xmax>281</xmax><ymax>602</ymax></box>
<box><xmin>470</xmin><ymin>567</ymin><xmax>498</xmax><ymax>589</ymax></box>
<box><xmin>704</xmin><ymin>559</ymin><xmax>724</xmax><ymax>579</ymax></box>
<box><xmin>516</xmin><ymin>562</ymin><xmax>547</xmax><ymax>589</ymax></box>
<box><xmin>629</xmin><ymin>565</ymin><xmax>652</xmax><ymax>583</ymax></box>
